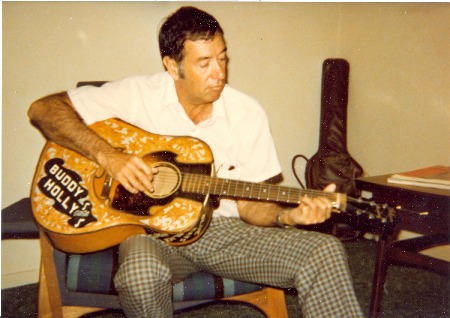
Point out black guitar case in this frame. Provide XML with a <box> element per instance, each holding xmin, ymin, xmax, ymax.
<box><xmin>305</xmin><ymin>59</ymin><xmax>363</xmax><ymax>197</ymax></box>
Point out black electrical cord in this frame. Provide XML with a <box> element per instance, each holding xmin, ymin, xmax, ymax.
<box><xmin>291</xmin><ymin>154</ymin><xmax>308</xmax><ymax>189</ymax></box>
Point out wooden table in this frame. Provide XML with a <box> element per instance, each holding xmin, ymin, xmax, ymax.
<box><xmin>355</xmin><ymin>175</ymin><xmax>449</xmax><ymax>318</ymax></box>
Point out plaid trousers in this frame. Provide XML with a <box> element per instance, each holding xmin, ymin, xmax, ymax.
<box><xmin>114</xmin><ymin>216</ymin><xmax>364</xmax><ymax>318</ymax></box>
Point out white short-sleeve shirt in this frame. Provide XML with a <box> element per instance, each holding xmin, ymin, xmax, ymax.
<box><xmin>68</xmin><ymin>72</ymin><xmax>281</xmax><ymax>218</ymax></box>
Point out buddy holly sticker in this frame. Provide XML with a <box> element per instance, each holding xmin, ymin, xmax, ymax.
<box><xmin>38</xmin><ymin>158</ymin><xmax>96</xmax><ymax>228</ymax></box>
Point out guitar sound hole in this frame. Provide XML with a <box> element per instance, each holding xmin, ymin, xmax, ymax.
<box><xmin>111</xmin><ymin>161</ymin><xmax>182</xmax><ymax>215</ymax></box>
<box><xmin>146</xmin><ymin>162</ymin><xmax>182</xmax><ymax>199</ymax></box>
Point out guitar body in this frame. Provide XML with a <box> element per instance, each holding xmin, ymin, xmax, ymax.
<box><xmin>31</xmin><ymin>119</ymin><xmax>215</xmax><ymax>253</ymax></box>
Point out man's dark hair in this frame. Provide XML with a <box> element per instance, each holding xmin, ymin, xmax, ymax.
<box><xmin>159</xmin><ymin>6</ymin><xmax>224</xmax><ymax>64</ymax></box>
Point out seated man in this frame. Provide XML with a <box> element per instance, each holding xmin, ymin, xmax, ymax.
<box><xmin>28</xmin><ymin>6</ymin><xmax>363</xmax><ymax>318</ymax></box>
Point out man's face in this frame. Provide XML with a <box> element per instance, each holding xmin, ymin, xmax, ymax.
<box><xmin>175</xmin><ymin>34</ymin><xmax>227</xmax><ymax>106</ymax></box>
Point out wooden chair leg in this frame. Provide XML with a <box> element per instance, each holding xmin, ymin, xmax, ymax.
<box><xmin>223</xmin><ymin>287</ymin><xmax>289</xmax><ymax>318</ymax></box>
<box><xmin>38</xmin><ymin>230</ymin><xmax>63</xmax><ymax>318</ymax></box>
<box><xmin>38</xmin><ymin>230</ymin><xmax>107</xmax><ymax>318</ymax></box>
<box><xmin>62</xmin><ymin>306</ymin><xmax>106</xmax><ymax>318</ymax></box>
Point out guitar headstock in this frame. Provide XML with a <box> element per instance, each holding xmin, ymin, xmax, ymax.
<box><xmin>339</xmin><ymin>196</ymin><xmax>398</xmax><ymax>235</ymax></box>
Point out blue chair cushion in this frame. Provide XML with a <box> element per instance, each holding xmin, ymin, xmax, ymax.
<box><xmin>173</xmin><ymin>271</ymin><xmax>264</xmax><ymax>301</ymax></box>
<box><xmin>66</xmin><ymin>248</ymin><xmax>117</xmax><ymax>294</ymax></box>
<box><xmin>2</xmin><ymin>198</ymin><xmax>39</xmax><ymax>239</ymax></box>
<box><xmin>66</xmin><ymin>247</ymin><xmax>265</xmax><ymax>301</ymax></box>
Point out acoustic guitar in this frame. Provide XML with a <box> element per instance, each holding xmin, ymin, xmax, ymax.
<box><xmin>31</xmin><ymin>118</ymin><xmax>395</xmax><ymax>253</ymax></box>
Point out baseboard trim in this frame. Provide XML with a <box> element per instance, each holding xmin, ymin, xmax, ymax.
<box><xmin>2</xmin><ymin>269</ymin><xmax>40</xmax><ymax>289</ymax></box>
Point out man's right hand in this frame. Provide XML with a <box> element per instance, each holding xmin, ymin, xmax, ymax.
<box><xmin>98</xmin><ymin>150</ymin><xmax>158</xmax><ymax>194</ymax></box>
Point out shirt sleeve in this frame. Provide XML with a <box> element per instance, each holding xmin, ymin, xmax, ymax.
<box><xmin>67</xmin><ymin>78</ymin><xmax>142</xmax><ymax>125</ymax></box>
<box><xmin>214</xmin><ymin>106</ymin><xmax>282</xmax><ymax>219</ymax></box>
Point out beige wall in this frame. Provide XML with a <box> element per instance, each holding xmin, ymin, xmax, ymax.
<box><xmin>2</xmin><ymin>2</ymin><xmax>449</xmax><ymax>287</ymax></box>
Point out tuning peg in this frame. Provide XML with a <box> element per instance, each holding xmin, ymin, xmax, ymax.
<box><xmin>395</xmin><ymin>206</ymin><xmax>429</xmax><ymax>216</ymax></box>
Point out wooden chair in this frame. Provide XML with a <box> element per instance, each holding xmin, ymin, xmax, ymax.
<box><xmin>3</xmin><ymin>198</ymin><xmax>288</xmax><ymax>317</ymax></box>
<box><xmin>4</xmin><ymin>197</ymin><xmax>289</xmax><ymax>317</ymax></box>
<box><xmin>38</xmin><ymin>228</ymin><xmax>289</xmax><ymax>318</ymax></box>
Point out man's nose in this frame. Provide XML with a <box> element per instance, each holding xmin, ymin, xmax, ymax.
<box><xmin>211</xmin><ymin>60</ymin><xmax>226</xmax><ymax>80</ymax></box>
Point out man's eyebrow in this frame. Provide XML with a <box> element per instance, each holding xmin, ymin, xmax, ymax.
<box><xmin>197</xmin><ymin>47</ymin><xmax>228</xmax><ymax>62</ymax></box>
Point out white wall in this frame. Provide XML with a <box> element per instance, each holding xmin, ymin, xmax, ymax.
<box><xmin>2</xmin><ymin>2</ymin><xmax>449</xmax><ymax>287</ymax></box>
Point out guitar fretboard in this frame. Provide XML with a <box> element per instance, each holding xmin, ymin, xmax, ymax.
<box><xmin>181</xmin><ymin>173</ymin><xmax>345</xmax><ymax>208</ymax></box>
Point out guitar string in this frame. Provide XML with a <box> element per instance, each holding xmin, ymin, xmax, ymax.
<box><xmin>117</xmin><ymin>169</ymin><xmax>391</xmax><ymax>220</ymax></box>
<box><xmin>151</xmin><ymin>172</ymin><xmax>392</xmax><ymax>221</ymax></box>
<box><xmin>152</xmin><ymin>170</ymin><xmax>338</xmax><ymax>197</ymax></box>
<box><xmin>148</xmin><ymin>170</ymin><xmax>340</xmax><ymax>202</ymax></box>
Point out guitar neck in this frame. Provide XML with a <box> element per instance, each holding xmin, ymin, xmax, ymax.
<box><xmin>182</xmin><ymin>173</ymin><xmax>346</xmax><ymax>209</ymax></box>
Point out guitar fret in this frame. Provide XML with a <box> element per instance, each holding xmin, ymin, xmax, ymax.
<box><xmin>242</xmin><ymin>182</ymin><xmax>251</xmax><ymax>198</ymax></box>
<box><xmin>263</xmin><ymin>184</ymin><xmax>270</xmax><ymax>201</ymax></box>
<box><xmin>182</xmin><ymin>173</ymin><xmax>190</xmax><ymax>193</ymax></box>
<box><xmin>293</xmin><ymin>189</ymin><xmax>301</xmax><ymax>204</ymax></box>
<box><xmin>191</xmin><ymin>174</ymin><xmax>197</xmax><ymax>193</ymax></box>
<box><xmin>189</xmin><ymin>174</ymin><xmax>196</xmax><ymax>194</ymax></box>
<box><xmin>196</xmin><ymin>174</ymin><xmax>203</xmax><ymax>194</ymax></box>
<box><xmin>216</xmin><ymin>178</ymin><xmax>222</xmax><ymax>195</ymax></box>
<box><xmin>220</xmin><ymin>179</ymin><xmax>227</xmax><ymax>195</ymax></box>
<box><xmin>279</xmin><ymin>188</ymin><xmax>287</xmax><ymax>202</ymax></box>
<box><xmin>261</xmin><ymin>184</ymin><xmax>267</xmax><ymax>200</ymax></box>
<box><xmin>232</xmin><ymin>179</ymin><xmax>238</xmax><ymax>198</ymax></box>
<box><xmin>203</xmin><ymin>176</ymin><xmax>210</xmax><ymax>195</ymax></box>
<box><xmin>213</xmin><ymin>177</ymin><xmax>220</xmax><ymax>195</ymax></box>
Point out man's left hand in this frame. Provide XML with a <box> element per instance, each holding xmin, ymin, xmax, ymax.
<box><xmin>279</xmin><ymin>183</ymin><xmax>336</xmax><ymax>226</ymax></box>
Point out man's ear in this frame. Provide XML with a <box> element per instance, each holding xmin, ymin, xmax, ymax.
<box><xmin>163</xmin><ymin>56</ymin><xmax>180</xmax><ymax>80</ymax></box>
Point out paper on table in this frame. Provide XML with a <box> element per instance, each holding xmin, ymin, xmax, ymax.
<box><xmin>387</xmin><ymin>165</ymin><xmax>450</xmax><ymax>190</ymax></box>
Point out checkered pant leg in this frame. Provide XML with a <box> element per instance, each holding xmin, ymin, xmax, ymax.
<box><xmin>293</xmin><ymin>232</ymin><xmax>364</xmax><ymax>317</ymax></box>
<box><xmin>181</xmin><ymin>217</ymin><xmax>363</xmax><ymax>318</ymax></box>
<box><xmin>114</xmin><ymin>235</ymin><xmax>199</xmax><ymax>318</ymax></box>
<box><xmin>113</xmin><ymin>217</ymin><xmax>363</xmax><ymax>318</ymax></box>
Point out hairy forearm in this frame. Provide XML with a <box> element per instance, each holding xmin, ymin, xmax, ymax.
<box><xmin>29</xmin><ymin>92</ymin><xmax>154</xmax><ymax>194</ymax></box>
<box><xmin>28</xmin><ymin>92</ymin><xmax>115</xmax><ymax>165</ymax></box>
<box><xmin>237</xmin><ymin>200</ymin><xmax>286</xmax><ymax>227</ymax></box>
